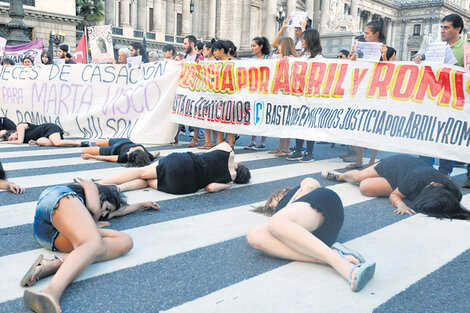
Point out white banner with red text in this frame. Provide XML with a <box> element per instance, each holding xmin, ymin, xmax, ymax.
<box><xmin>173</xmin><ymin>59</ymin><xmax>470</xmax><ymax>163</ymax></box>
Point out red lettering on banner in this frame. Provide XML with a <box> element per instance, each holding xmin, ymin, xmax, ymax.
<box><xmin>350</xmin><ymin>68</ymin><xmax>368</xmax><ymax>97</ymax></box>
<box><xmin>367</xmin><ymin>63</ymin><xmax>395</xmax><ymax>98</ymax></box>
<box><xmin>259</xmin><ymin>66</ymin><xmax>270</xmax><ymax>94</ymax></box>
<box><xmin>321</xmin><ymin>63</ymin><xmax>338</xmax><ymax>97</ymax></box>
<box><xmin>193</xmin><ymin>64</ymin><xmax>204</xmax><ymax>91</ymax></box>
<box><xmin>305</xmin><ymin>62</ymin><xmax>326</xmax><ymax>97</ymax></box>
<box><xmin>452</xmin><ymin>70</ymin><xmax>465</xmax><ymax>110</ymax></box>
<box><xmin>236</xmin><ymin>67</ymin><xmax>247</xmax><ymax>92</ymax></box>
<box><xmin>391</xmin><ymin>64</ymin><xmax>419</xmax><ymax>100</ymax></box>
<box><xmin>290</xmin><ymin>61</ymin><xmax>308</xmax><ymax>96</ymax></box>
<box><xmin>413</xmin><ymin>66</ymin><xmax>451</xmax><ymax>107</ymax></box>
<box><xmin>332</xmin><ymin>63</ymin><xmax>348</xmax><ymax>97</ymax></box>
<box><xmin>214</xmin><ymin>63</ymin><xmax>223</xmax><ymax>92</ymax></box>
<box><xmin>248</xmin><ymin>67</ymin><xmax>258</xmax><ymax>93</ymax></box>
<box><xmin>271</xmin><ymin>59</ymin><xmax>291</xmax><ymax>94</ymax></box>
<box><xmin>179</xmin><ymin>64</ymin><xmax>191</xmax><ymax>88</ymax></box>
<box><xmin>220</xmin><ymin>62</ymin><xmax>235</xmax><ymax>93</ymax></box>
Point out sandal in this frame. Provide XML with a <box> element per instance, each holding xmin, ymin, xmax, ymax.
<box><xmin>332</xmin><ymin>242</ymin><xmax>366</xmax><ymax>263</ymax></box>
<box><xmin>346</xmin><ymin>163</ymin><xmax>363</xmax><ymax>169</ymax></box>
<box><xmin>188</xmin><ymin>140</ymin><xmax>199</xmax><ymax>147</ymax></box>
<box><xmin>268</xmin><ymin>149</ymin><xmax>281</xmax><ymax>154</ymax></box>
<box><xmin>24</xmin><ymin>289</ymin><xmax>61</xmax><ymax>313</ymax></box>
<box><xmin>197</xmin><ymin>144</ymin><xmax>212</xmax><ymax>150</ymax></box>
<box><xmin>20</xmin><ymin>255</ymin><xmax>64</xmax><ymax>287</ymax></box>
<box><xmin>349</xmin><ymin>261</ymin><xmax>376</xmax><ymax>292</ymax></box>
<box><xmin>275</xmin><ymin>151</ymin><xmax>289</xmax><ymax>157</ymax></box>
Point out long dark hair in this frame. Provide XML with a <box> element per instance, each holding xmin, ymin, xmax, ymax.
<box><xmin>252</xmin><ymin>37</ymin><xmax>270</xmax><ymax>56</ymax></box>
<box><xmin>234</xmin><ymin>164</ymin><xmax>251</xmax><ymax>184</ymax></box>
<box><xmin>302</xmin><ymin>29</ymin><xmax>322</xmax><ymax>58</ymax></box>
<box><xmin>40</xmin><ymin>50</ymin><xmax>53</xmax><ymax>65</ymax></box>
<box><xmin>365</xmin><ymin>20</ymin><xmax>386</xmax><ymax>43</ymax></box>
<box><xmin>411</xmin><ymin>179</ymin><xmax>470</xmax><ymax>220</ymax></box>
<box><xmin>131</xmin><ymin>42</ymin><xmax>148</xmax><ymax>60</ymax></box>
<box><xmin>225</xmin><ymin>40</ymin><xmax>238</xmax><ymax>59</ymax></box>
<box><xmin>213</xmin><ymin>40</ymin><xmax>229</xmax><ymax>54</ymax></box>
<box><xmin>252</xmin><ymin>188</ymin><xmax>292</xmax><ymax>216</ymax></box>
<box><xmin>2</xmin><ymin>130</ymin><xmax>14</xmax><ymax>141</ymax></box>
<box><xmin>0</xmin><ymin>162</ymin><xmax>6</xmax><ymax>180</ymax></box>
<box><xmin>125</xmin><ymin>150</ymin><xmax>152</xmax><ymax>168</ymax></box>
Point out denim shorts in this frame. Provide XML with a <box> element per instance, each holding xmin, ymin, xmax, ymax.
<box><xmin>33</xmin><ymin>186</ymin><xmax>83</xmax><ymax>251</ymax></box>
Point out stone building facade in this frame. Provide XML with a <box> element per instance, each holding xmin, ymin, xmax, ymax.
<box><xmin>0</xmin><ymin>0</ymin><xmax>469</xmax><ymax>60</ymax></box>
<box><xmin>0</xmin><ymin>0</ymin><xmax>81</xmax><ymax>56</ymax></box>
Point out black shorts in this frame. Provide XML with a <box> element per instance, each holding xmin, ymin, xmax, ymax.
<box><xmin>294</xmin><ymin>188</ymin><xmax>344</xmax><ymax>247</ymax></box>
<box><xmin>99</xmin><ymin>138</ymin><xmax>130</xmax><ymax>155</ymax></box>
<box><xmin>373</xmin><ymin>158</ymin><xmax>398</xmax><ymax>189</ymax></box>
<box><xmin>42</xmin><ymin>124</ymin><xmax>64</xmax><ymax>139</ymax></box>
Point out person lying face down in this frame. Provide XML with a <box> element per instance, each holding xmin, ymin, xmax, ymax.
<box><xmin>247</xmin><ymin>177</ymin><xmax>376</xmax><ymax>292</ymax></box>
<box><xmin>96</xmin><ymin>142</ymin><xmax>251</xmax><ymax>194</ymax></box>
<box><xmin>322</xmin><ymin>154</ymin><xmax>470</xmax><ymax>220</ymax></box>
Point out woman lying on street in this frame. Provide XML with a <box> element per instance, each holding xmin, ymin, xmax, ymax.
<box><xmin>81</xmin><ymin>138</ymin><xmax>160</xmax><ymax>167</ymax></box>
<box><xmin>0</xmin><ymin>116</ymin><xmax>16</xmax><ymax>138</ymax></box>
<box><xmin>97</xmin><ymin>142</ymin><xmax>251</xmax><ymax>194</ymax></box>
<box><xmin>322</xmin><ymin>154</ymin><xmax>470</xmax><ymax>219</ymax></box>
<box><xmin>247</xmin><ymin>177</ymin><xmax>376</xmax><ymax>292</ymax></box>
<box><xmin>20</xmin><ymin>178</ymin><xmax>159</xmax><ymax>313</ymax></box>
<box><xmin>0</xmin><ymin>161</ymin><xmax>24</xmax><ymax>194</ymax></box>
<box><xmin>2</xmin><ymin>122</ymin><xmax>89</xmax><ymax>147</ymax></box>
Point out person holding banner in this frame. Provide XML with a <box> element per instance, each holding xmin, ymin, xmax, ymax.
<box><xmin>81</xmin><ymin>138</ymin><xmax>160</xmax><ymax>167</ymax></box>
<box><xmin>96</xmin><ymin>142</ymin><xmax>250</xmax><ymax>194</ymax></box>
<box><xmin>20</xmin><ymin>178</ymin><xmax>159</xmax><ymax>313</ymax></box>
<box><xmin>2</xmin><ymin>123</ymin><xmax>90</xmax><ymax>147</ymax></box>
<box><xmin>247</xmin><ymin>177</ymin><xmax>376</xmax><ymax>292</ymax></box>
<box><xmin>0</xmin><ymin>161</ymin><xmax>24</xmax><ymax>194</ymax></box>
<box><xmin>322</xmin><ymin>155</ymin><xmax>470</xmax><ymax>220</ymax></box>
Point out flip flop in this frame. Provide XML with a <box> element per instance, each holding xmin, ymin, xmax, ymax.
<box><xmin>346</xmin><ymin>163</ymin><xmax>363</xmax><ymax>169</ymax></box>
<box><xmin>24</xmin><ymin>289</ymin><xmax>61</xmax><ymax>313</ymax></box>
<box><xmin>197</xmin><ymin>145</ymin><xmax>212</xmax><ymax>150</ymax></box>
<box><xmin>20</xmin><ymin>254</ymin><xmax>44</xmax><ymax>287</ymax></box>
<box><xmin>349</xmin><ymin>261</ymin><xmax>376</xmax><ymax>292</ymax></box>
<box><xmin>275</xmin><ymin>151</ymin><xmax>289</xmax><ymax>157</ymax></box>
<box><xmin>332</xmin><ymin>242</ymin><xmax>366</xmax><ymax>263</ymax></box>
<box><xmin>268</xmin><ymin>149</ymin><xmax>281</xmax><ymax>154</ymax></box>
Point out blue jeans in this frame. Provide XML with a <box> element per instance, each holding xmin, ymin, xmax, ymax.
<box><xmin>419</xmin><ymin>156</ymin><xmax>454</xmax><ymax>175</ymax></box>
<box><xmin>33</xmin><ymin>186</ymin><xmax>83</xmax><ymax>251</ymax></box>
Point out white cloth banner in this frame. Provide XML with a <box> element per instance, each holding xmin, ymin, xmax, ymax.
<box><xmin>0</xmin><ymin>60</ymin><xmax>181</xmax><ymax>144</ymax></box>
<box><xmin>173</xmin><ymin>59</ymin><xmax>470</xmax><ymax>163</ymax></box>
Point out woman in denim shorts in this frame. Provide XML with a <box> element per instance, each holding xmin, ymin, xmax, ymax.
<box><xmin>20</xmin><ymin>179</ymin><xmax>160</xmax><ymax>313</ymax></box>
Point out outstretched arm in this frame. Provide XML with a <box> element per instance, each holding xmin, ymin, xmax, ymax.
<box><xmin>205</xmin><ymin>182</ymin><xmax>233</xmax><ymax>193</ymax></box>
<box><xmin>0</xmin><ymin>179</ymin><xmax>25</xmax><ymax>194</ymax></box>
<box><xmin>82</xmin><ymin>153</ymin><xmax>119</xmax><ymax>162</ymax></box>
<box><xmin>390</xmin><ymin>188</ymin><xmax>415</xmax><ymax>215</ymax></box>
<box><xmin>108</xmin><ymin>201</ymin><xmax>160</xmax><ymax>218</ymax></box>
<box><xmin>74</xmin><ymin>178</ymin><xmax>102</xmax><ymax>221</ymax></box>
<box><xmin>272</xmin><ymin>18</ymin><xmax>289</xmax><ymax>48</ymax></box>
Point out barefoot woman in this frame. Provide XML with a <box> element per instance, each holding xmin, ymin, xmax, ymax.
<box><xmin>247</xmin><ymin>178</ymin><xmax>376</xmax><ymax>292</ymax></box>
<box><xmin>21</xmin><ymin>179</ymin><xmax>159</xmax><ymax>313</ymax></box>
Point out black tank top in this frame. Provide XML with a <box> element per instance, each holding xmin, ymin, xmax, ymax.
<box><xmin>191</xmin><ymin>150</ymin><xmax>232</xmax><ymax>189</ymax></box>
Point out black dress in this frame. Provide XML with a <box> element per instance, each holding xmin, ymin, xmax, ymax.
<box><xmin>99</xmin><ymin>138</ymin><xmax>155</xmax><ymax>163</ymax></box>
<box><xmin>274</xmin><ymin>187</ymin><xmax>344</xmax><ymax>247</ymax></box>
<box><xmin>374</xmin><ymin>155</ymin><xmax>448</xmax><ymax>200</ymax></box>
<box><xmin>0</xmin><ymin>117</ymin><xmax>16</xmax><ymax>130</ymax></box>
<box><xmin>156</xmin><ymin>150</ymin><xmax>232</xmax><ymax>194</ymax></box>
<box><xmin>22</xmin><ymin>123</ymin><xmax>64</xmax><ymax>143</ymax></box>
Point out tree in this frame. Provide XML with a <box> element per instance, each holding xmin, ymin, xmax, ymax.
<box><xmin>76</xmin><ymin>0</ymin><xmax>104</xmax><ymax>30</ymax></box>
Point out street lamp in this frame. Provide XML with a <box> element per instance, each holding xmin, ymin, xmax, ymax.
<box><xmin>190</xmin><ymin>0</ymin><xmax>194</xmax><ymax>13</ymax></box>
<box><xmin>6</xmin><ymin>0</ymin><xmax>30</xmax><ymax>45</ymax></box>
<box><xmin>276</xmin><ymin>6</ymin><xmax>286</xmax><ymax>31</ymax></box>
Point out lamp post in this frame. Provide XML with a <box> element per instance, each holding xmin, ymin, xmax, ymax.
<box><xmin>6</xmin><ymin>0</ymin><xmax>30</xmax><ymax>45</ymax></box>
<box><xmin>190</xmin><ymin>0</ymin><xmax>194</xmax><ymax>14</ymax></box>
<box><xmin>276</xmin><ymin>6</ymin><xmax>286</xmax><ymax>31</ymax></box>
<box><xmin>49</xmin><ymin>31</ymin><xmax>65</xmax><ymax>57</ymax></box>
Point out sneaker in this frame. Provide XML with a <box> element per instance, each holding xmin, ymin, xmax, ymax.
<box><xmin>244</xmin><ymin>142</ymin><xmax>256</xmax><ymax>150</ymax></box>
<box><xmin>254</xmin><ymin>142</ymin><xmax>266</xmax><ymax>150</ymax></box>
<box><xmin>321</xmin><ymin>170</ymin><xmax>342</xmax><ymax>181</ymax></box>
<box><xmin>289</xmin><ymin>146</ymin><xmax>306</xmax><ymax>152</ymax></box>
<box><xmin>189</xmin><ymin>131</ymin><xmax>194</xmax><ymax>138</ymax></box>
<box><xmin>179</xmin><ymin>130</ymin><xmax>185</xmax><ymax>136</ymax></box>
<box><xmin>286</xmin><ymin>151</ymin><xmax>303</xmax><ymax>161</ymax></box>
<box><xmin>463</xmin><ymin>177</ymin><xmax>470</xmax><ymax>188</ymax></box>
<box><xmin>80</xmin><ymin>141</ymin><xmax>90</xmax><ymax>147</ymax></box>
<box><xmin>299</xmin><ymin>152</ymin><xmax>314</xmax><ymax>163</ymax></box>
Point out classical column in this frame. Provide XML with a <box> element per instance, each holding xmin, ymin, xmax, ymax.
<box><xmin>153</xmin><ymin>0</ymin><xmax>162</xmax><ymax>31</ymax></box>
<box><xmin>350</xmin><ymin>0</ymin><xmax>358</xmax><ymax>31</ymax></box>
<box><xmin>208</xmin><ymin>0</ymin><xmax>216</xmax><ymax>39</ymax></box>
<box><xmin>181</xmin><ymin>0</ymin><xmax>192</xmax><ymax>36</ymax></box>
<box><xmin>137</xmin><ymin>0</ymin><xmax>146</xmax><ymax>30</ymax></box>
<box><xmin>287</xmin><ymin>0</ymin><xmax>296</xmax><ymax>16</ymax></box>
<box><xmin>305</xmin><ymin>0</ymin><xmax>314</xmax><ymax>18</ymax></box>
<box><xmin>166</xmin><ymin>0</ymin><xmax>175</xmax><ymax>35</ymax></box>
<box><xmin>130</xmin><ymin>0</ymin><xmax>137</xmax><ymax>28</ymax></box>
<box><xmin>105</xmin><ymin>0</ymin><xmax>115</xmax><ymax>25</ymax></box>
<box><xmin>320</xmin><ymin>0</ymin><xmax>329</xmax><ymax>32</ymax></box>
<box><xmin>286</xmin><ymin>0</ymin><xmax>296</xmax><ymax>37</ymax></box>
<box><xmin>120</xmin><ymin>0</ymin><xmax>130</xmax><ymax>26</ymax></box>
<box><xmin>240</xmin><ymin>0</ymin><xmax>251</xmax><ymax>49</ymax></box>
<box><xmin>313</xmin><ymin>0</ymin><xmax>320</xmax><ymax>30</ymax></box>
<box><xmin>191</xmin><ymin>0</ymin><xmax>200</xmax><ymax>37</ymax></box>
<box><xmin>265</xmin><ymin>0</ymin><xmax>276</xmax><ymax>42</ymax></box>
<box><xmin>386</xmin><ymin>19</ymin><xmax>392</xmax><ymax>45</ymax></box>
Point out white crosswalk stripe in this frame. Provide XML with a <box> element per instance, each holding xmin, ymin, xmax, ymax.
<box><xmin>0</xmin><ymin>142</ymin><xmax>468</xmax><ymax>312</ymax></box>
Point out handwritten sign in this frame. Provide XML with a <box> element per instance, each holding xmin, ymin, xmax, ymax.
<box><xmin>288</xmin><ymin>12</ymin><xmax>307</xmax><ymax>28</ymax></box>
<box><xmin>464</xmin><ymin>42</ymin><xmax>470</xmax><ymax>70</ymax></box>
<box><xmin>424</xmin><ymin>42</ymin><xmax>446</xmax><ymax>63</ymax></box>
<box><xmin>355</xmin><ymin>42</ymin><xmax>382</xmax><ymax>61</ymax></box>
<box><xmin>127</xmin><ymin>55</ymin><xmax>142</xmax><ymax>69</ymax></box>
<box><xmin>88</xmin><ymin>25</ymin><xmax>114</xmax><ymax>64</ymax></box>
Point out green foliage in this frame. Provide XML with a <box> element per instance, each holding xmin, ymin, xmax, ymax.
<box><xmin>76</xmin><ymin>0</ymin><xmax>104</xmax><ymax>29</ymax></box>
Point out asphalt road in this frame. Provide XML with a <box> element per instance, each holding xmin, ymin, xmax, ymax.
<box><xmin>0</xmin><ymin>134</ymin><xmax>469</xmax><ymax>313</ymax></box>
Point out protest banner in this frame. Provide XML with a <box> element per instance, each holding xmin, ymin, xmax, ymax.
<box><xmin>0</xmin><ymin>60</ymin><xmax>181</xmax><ymax>144</ymax></box>
<box><xmin>464</xmin><ymin>42</ymin><xmax>470</xmax><ymax>70</ymax></box>
<box><xmin>173</xmin><ymin>59</ymin><xmax>470</xmax><ymax>163</ymax></box>
<box><xmin>87</xmin><ymin>25</ymin><xmax>114</xmax><ymax>63</ymax></box>
<box><xmin>4</xmin><ymin>40</ymin><xmax>43</xmax><ymax>65</ymax></box>
<box><xmin>287</xmin><ymin>12</ymin><xmax>307</xmax><ymax>27</ymax></box>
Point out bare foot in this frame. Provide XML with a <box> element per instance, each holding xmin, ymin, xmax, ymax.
<box><xmin>335</xmin><ymin>249</ymin><xmax>360</xmax><ymax>265</ymax></box>
<box><xmin>28</xmin><ymin>140</ymin><xmax>38</xmax><ymax>146</ymax></box>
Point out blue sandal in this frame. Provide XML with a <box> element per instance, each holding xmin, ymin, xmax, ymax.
<box><xmin>332</xmin><ymin>242</ymin><xmax>366</xmax><ymax>263</ymax></box>
<box><xmin>348</xmin><ymin>261</ymin><xmax>376</xmax><ymax>292</ymax></box>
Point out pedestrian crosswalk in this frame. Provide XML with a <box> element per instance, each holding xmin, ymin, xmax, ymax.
<box><xmin>0</xmin><ymin>141</ymin><xmax>469</xmax><ymax>313</ymax></box>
